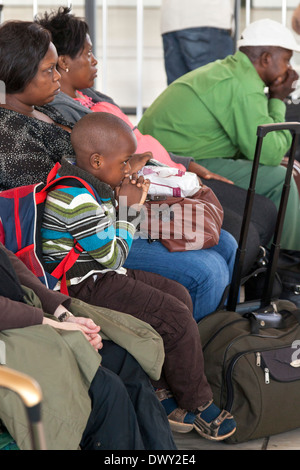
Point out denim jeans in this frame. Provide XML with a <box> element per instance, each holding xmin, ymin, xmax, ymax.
<box><xmin>124</xmin><ymin>229</ymin><xmax>238</xmax><ymax>322</ymax></box>
<box><xmin>162</xmin><ymin>27</ymin><xmax>234</xmax><ymax>84</ymax></box>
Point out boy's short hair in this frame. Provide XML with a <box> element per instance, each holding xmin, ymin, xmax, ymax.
<box><xmin>71</xmin><ymin>112</ymin><xmax>134</xmax><ymax>157</ymax></box>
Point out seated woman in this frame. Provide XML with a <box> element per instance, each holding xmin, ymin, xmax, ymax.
<box><xmin>0</xmin><ymin>242</ymin><xmax>176</xmax><ymax>450</ymax></box>
<box><xmin>0</xmin><ymin>19</ymin><xmax>237</xmax><ymax>323</ymax></box>
<box><xmin>36</xmin><ymin>6</ymin><xmax>278</xmax><ymax>281</ymax></box>
<box><xmin>0</xmin><ymin>20</ymin><xmax>238</xmax><ymax>440</ymax></box>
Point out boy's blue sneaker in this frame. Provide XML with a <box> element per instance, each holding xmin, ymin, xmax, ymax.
<box><xmin>194</xmin><ymin>400</ymin><xmax>237</xmax><ymax>441</ymax></box>
<box><xmin>155</xmin><ymin>389</ymin><xmax>195</xmax><ymax>433</ymax></box>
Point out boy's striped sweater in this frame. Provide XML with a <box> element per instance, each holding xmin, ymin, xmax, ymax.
<box><xmin>42</xmin><ymin>157</ymin><xmax>138</xmax><ymax>284</ymax></box>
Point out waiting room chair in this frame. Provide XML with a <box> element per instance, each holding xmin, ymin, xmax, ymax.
<box><xmin>0</xmin><ymin>366</ymin><xmax>46</xmax><ymax>450</ymax></box>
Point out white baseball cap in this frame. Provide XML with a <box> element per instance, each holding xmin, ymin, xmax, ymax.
<box><xmin>238</xmin><ymin>19</ymin><xmax>300</xmax><ymax>53</ymax></box>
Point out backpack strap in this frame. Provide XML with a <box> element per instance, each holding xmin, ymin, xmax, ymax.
<box><xmin>36</xmin><ymin>167</ymin><xmax>98</xmax><ymax>295</ymax></box>
<box><xmin>35</xmin><ymin>172</ymin><xmax>98</xmax><ymax>204</ymax></box>
<box><xmin>50</xmin><ymin>242</ymin><xmax>84</xmax><ymax>295</ymax></box>
<box><xmin>46</xmin><ymin>162</ymin><xmax>61</xmax><ymax>184</ymax></box>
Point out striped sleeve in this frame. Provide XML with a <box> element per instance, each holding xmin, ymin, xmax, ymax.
<box><xmin>42</xmin><ymin>188</ymin><xmax>136</xmax><ymax>270</ymax></box>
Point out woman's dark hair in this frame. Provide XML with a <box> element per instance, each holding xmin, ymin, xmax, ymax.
<box><xmin>36</xmin><ymin>7</ymin><xmax>89</xmax><ymax>59</ymax></box>
<box><xmin>0</xmin><ymin>21</ymin><xmax>51</xmax><ymax>94</ymax></box>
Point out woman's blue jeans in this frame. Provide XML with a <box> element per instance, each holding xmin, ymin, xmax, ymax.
<box><xmin>162</xmin><ymin>27</ymin><xmax>234</xmax><ymax>84</ymax></box>
<box><xmin>124</xmin><ymin>229</ymin><xmax>238</xmax><ymax>322</ymax></box>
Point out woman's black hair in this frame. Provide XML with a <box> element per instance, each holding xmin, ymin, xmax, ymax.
<box><xmin>35</xmin><ymin>7</ymin><xmax>89</xmax><ymax>59</ymax></box>
<box><xmin>0</xmin><ymin>21</ymin><xmax>51</xmax><ymax>94</ymax></box>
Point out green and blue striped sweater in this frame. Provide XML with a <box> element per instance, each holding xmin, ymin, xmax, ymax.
<box><xmin>42</xmin><ymin>157</ymin><xmax>137</xmax><ymax>285</ymax></box>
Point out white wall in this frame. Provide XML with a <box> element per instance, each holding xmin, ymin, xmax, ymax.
<box><xmin>1</xmin><ymin>1</ymin><xmax>300</xmax><ymax>113</ymax></box>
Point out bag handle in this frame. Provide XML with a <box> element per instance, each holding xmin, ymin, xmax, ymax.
<box><xmin>245</xmin><ymin>308</ymin><xmax>300</xmax><ymax>334</ymax></box>
<box><xmin>257</xmin><ymin>122</ymin><xmax>300</xmax><ymax>137</ymax></box>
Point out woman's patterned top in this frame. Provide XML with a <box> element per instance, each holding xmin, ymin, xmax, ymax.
<box><xmin>0</xmin><ymin>104</ymin><xmax>74</xmax><ymax>190</ymax></box>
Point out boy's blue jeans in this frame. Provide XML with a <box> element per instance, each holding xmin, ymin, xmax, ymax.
<box><xmin>124</xmin><ymin>229</ymin><xmax>237</xmax><ymax>322</ymax></box>
<box><xmin>162</xmin><ymin>27</ymin><xmax>234</xmax><ymax>84</ymax></box>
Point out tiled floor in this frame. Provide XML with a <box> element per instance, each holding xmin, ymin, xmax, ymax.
<box><xmin>173</xmin><ymin>427</ymin><xmax>300</xmax><ymax>450</ymax></box>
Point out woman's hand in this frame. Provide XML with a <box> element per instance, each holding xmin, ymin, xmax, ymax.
<box><xmin>66</xmin><ymin>316</ymin><xmax>102</xmax><ymax>350</ymax></box>
<box><xmin>43</xmin><ymin>316</ymin><xmax>102</xmax><ymax>351</ymax></box>
<box><xmin>188</xmin><ymin>161</ymin><xmax>234</xmax><ymax>184</ymax></box>
<box><xmin>129</xmin><ymin>152</ymin><xmax>153</xmax><ymax>174</ymax></box>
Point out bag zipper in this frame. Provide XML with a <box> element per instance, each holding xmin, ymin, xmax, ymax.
<box><xmin>226</xmin><ymin>339</ymin><xmax>300</xmax><ymax>411</ymax></box>
<box><xmin>255</xmin><ymin>353</ymin><xmax>270</xmax><ymax>384</ymax></box>
<box><xmin>264</xmin><ymin>367</ymin><xmax>270</xmax><ymax>384</ymax></box>
<box><xmin>202</xmin><ymin>312</ymin><xmax>300</xmax><ymax>411</ymax></box>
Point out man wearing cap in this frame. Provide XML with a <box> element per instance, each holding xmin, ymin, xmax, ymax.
<box><xmin>139</xmin><ymin>19</ymin><xmax>300</xmax><ymax>252</ymax></box>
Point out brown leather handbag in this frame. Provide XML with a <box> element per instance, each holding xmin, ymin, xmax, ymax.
<box><xmin>140</xmin><ymin>185</ymin><xmax>224</xmax><ymax>252</ymax></box>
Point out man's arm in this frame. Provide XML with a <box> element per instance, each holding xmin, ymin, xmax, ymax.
<box><xmin>222</xmin><ymin>86</ymin><xmax>292</xmax><ymax>165</ymax></box>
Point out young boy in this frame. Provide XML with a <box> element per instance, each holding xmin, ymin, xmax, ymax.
<box><xmin>42</xmin><ymin>112</ymin><xmax>236</xmax><ymax>441</ymax></box>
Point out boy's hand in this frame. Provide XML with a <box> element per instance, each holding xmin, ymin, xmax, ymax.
<box><xmin>116</xmin><ymin>175</ymin><xmax>150</xmax><ymax>207</ymax></box>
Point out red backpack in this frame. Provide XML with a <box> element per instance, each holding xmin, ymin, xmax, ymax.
<box><xmin>0</xmin><ymin>163</ymin><xmax>97</xmax><ymax>295</ymax></box>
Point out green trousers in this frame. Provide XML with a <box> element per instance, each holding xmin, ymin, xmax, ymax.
<box><xmin>197</xmin><ymin>158</ymin><xmax>300</xmax><ymax>252</ymax></box>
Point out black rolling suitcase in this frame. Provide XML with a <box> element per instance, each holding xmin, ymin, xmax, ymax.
<box><xmin>198</xmin><ymin>122</ymin><xmax>300</xmax><ymax>444</ymax></box>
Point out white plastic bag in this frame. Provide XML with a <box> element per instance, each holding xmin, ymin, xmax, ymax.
<box><xmin>138</xmin><ymin>165</ymin><xmax>201</xmax><ymax>197</ymax></box>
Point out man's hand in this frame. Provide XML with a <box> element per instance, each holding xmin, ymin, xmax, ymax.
<box><xmin>269</xmin><ymin>68</ymin><xmax>299</xmax><ymax>101</ymax></box>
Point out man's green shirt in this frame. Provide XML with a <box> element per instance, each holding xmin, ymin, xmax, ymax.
<box><xmin>139</xmin><ymin>51</ymin><xmax>291</xmax><ymax>166</ymax></box>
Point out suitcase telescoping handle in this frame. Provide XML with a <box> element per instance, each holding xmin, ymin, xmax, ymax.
<box><xmin>257</xmin><ymin>122</ymin><xmax>300</xmax><ymax>136</ymax></box>
<box><xmin>227</xmin><ymin>122</ymin><xmax>300</xmax><ymax>312</ymax></box>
